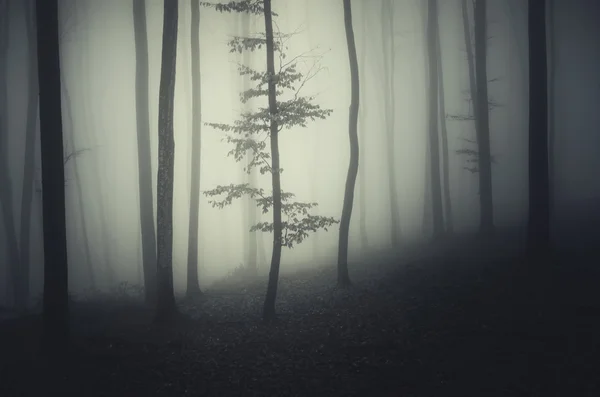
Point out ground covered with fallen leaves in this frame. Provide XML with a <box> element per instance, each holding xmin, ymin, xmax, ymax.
<box><xmin>1</xmin><ymin>233</ymin><xmax>599</xmax><ymax>397</ymax></box>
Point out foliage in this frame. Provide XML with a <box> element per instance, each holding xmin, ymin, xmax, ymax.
<box><xmin>454</xmin><ymin>138</ymin><xmax>497</xmax><ymax>174</ymax></box>
<box><xmin>199</xmin><ymin>0</ymin><xmax>275</xmax><ymax>16</ymax></box>
<box><xmin>202</xmin><ymin>10</ymin><xmax>337</xmax><ymax>248</ymax></box>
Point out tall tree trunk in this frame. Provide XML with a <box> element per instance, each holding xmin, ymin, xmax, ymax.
<box><xmin>133</xmin><ymin>0</ymin><xmax>157</xmax><ymax>304</ymax></box>
<box><xmin>547</xmin><ymin>0</ymin><xmax>555</xmax><ymax>216</ymax></box>
<box><xmin>262</xmin><ymin>0</ymin><xmax>284</xmax><ymax>322</ymax></box>
<box><xmin>18</xmin><ymin>0</ymin><xmax>39</xmax><ymax>310</ymax></box>
<box><xmin>527</xmin><ymin>0</ymin><xmax>550</xmax><ymax>255</ymax></box>
<box><xmin>382</xmin><ymin>0</ymin><xmax>401</xmax><ymax>246</ymax></box>
<box><xmin>36</xmin><ymin>0</ymin><xmax>70</xmax><ymax>352</ymax></box>
<box><xmin>462</xmin><ymin>0</ymin><xmax>478</xmax><ymax>121</ymax></box>
<box><xmin>155</xmin><ymin>0</ymin><xmax>178</xmax><ymax>322</ymax></box>
<box><xmin>0</xmin><ymin>0</ymin><xmax>22</xmax><ymax>308</ymax></box>
<box><xmin>474</xmin><ymin>0</ymin><xmax>494</xmax><ymax>234</ymax></box>
<box><xmin>357</xmin><ymin>0</ymin><xmax>368</xmax><ymax>250</ymax></box>
<box><xmin>426</xmin><ymin>0</ymin><xmax>444</xmax><ymax>239</ymax></box>
<box><xmin>337</xmin><ymin>0</ymin><xmax>359</xmax><ymax>288</ymax></box>
<box><xmin>435</xmin><ymin>8</ymin><xmax>453</xmax><ymax>234</ymax></box>
<box><xmin>186</xmin><ymin>0</ymin><xmax>203</xmax><ymax>297</ymax></box>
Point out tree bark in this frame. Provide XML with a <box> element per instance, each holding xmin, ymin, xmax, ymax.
<box><xmin>36</xmin><ymin>0</ymin><xmax>70</xmax><ymax>353</ymax></box>
<box><xmin>262</xmin><ymin>0</ymin><xmax>284</xmax><ymax>322</ymax></box>
<box><xmin>527</xmin><ymin>0</ymin><xmax>550</xmax><ymax>255</ymax></box>
<box><xmin>133</xmin><ymin>0</ymin><xmax>157</xmax><ymax>304</ymax></box>
<box><xmin>17</xmin><ymin>0</ymin><xmax>39</xmax><ymax>310</ymax></box>
<box><xmin>474</xmin><ymin>0</ymin><xmax>494</xmax><ymax>234</ymax></box>
<box><xmin>186</xmin><ymin>0</ymin><xmax>203</xmax><ymax>297</ymax></box>
<box><xmin>426</xmin><ymin>0</ymin><xmax>444</xmax><ymax>239</ymax></box>
<box><xmin>337</xmin><ymin>0</ymin><xmax>359</xmax><ymax>288</ymax></box>
<box><xmin>155</xmin><ymin>0</ymin><xmax>178</xmax><ymax>322</ymax></box>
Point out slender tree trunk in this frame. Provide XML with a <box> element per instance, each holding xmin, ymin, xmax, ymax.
<box><xmin>435</xmin><ymin>9</ymin><xmax>453</xmax><ymax>234</ymax></box>
<box><xmin>426</xmin><ymin>0</ymin><xmax>444</xmax><ymax>239</ymax></box>
<box><xmin>262</xmin><ymin>0</ymin><xmax>284</xmax><ymax>322</ymax></box>
<box><xmin>155</xmin><ymin>0</ymin><xmax>178</xmax><ymax>322</ymax></box>
<box><xmin>0</xmin><ymin>0</ymin><xmax>22</xmax><ymax>308</ymax></box>
<box><xmin>133</xmin><ymin>0</ymin><xmax>157</xmax><ymax>304</ymax></box>
<box><xmin>527</xmin><ymin>0</ymin><xmax>550</xmax><ymax>255</ymax></box>
<box><xmin>357</xmin><ymin>0</ymin><xmax>368</xmax><ymax>250</ymax></box>
<box><xmin>36</xmin><ymin>0</ymin><xmax>70</xmax><ymax>352</ymax></box>
<box><xmin>547</xmin><ymin>0</ymin><xmax>555</xmax><ymax>216</ymax></box>
<box><xmin>337</xmin><ymin>0</ymin><xmax>359</xmax><ymax>288</ymax></box>
<box><xmin>474</xmin><ymin>0</ymin><xmax>494</xmax><ymax>234</ymax></box>
<box><xmin>186</xmin><ymin>0</ymin><xmax>203</xmax><ymax>297</ymax></box>
<box><xmin>17</xmin><ymin>0</ymin><xmax>39</xmax><ymax>311</ymax></box>
<box><xmin>382</xmin><ymin>0</ymin><xmax>401</xmax><ymax>246</ymax></box>
<box><xmin>462</xmin><ymin>0</ymin><xmax>478</xmax><ymax>121</ymax></box>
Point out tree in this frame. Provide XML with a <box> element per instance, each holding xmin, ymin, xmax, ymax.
<box><xmin>473</xmin><ymin>0</ymin><xmax>494</xmax><ymax>234</ymax></box>
<box><xmin>337</xmin><ymin>0</ymin><xmax>359</xmax><ymax>288</ymax></box>
<box><xmin>426</xmin><ymin>0</ymin><xmax>444</xmax><ymax>239</ymax></box>
<box><xmin>0</xmin><ymin>0</ymin><xmax>22</xmax><ymax>309</ymax></box>
<box><xmin>381</xmin><ymin>0</ymin><xmax>401</xmax><ymax>246</ymax></box>
<box><xmin>155</xmin><ymin>0</ymin><xmax>179</xmax><ymax>322</ymax></box>
<box><xmin>36</xmin><ymin>0</ymin><xmax>70</xmax><ymax>352</ymax></box>
<box><xmin>186</xmin><ymin>0</ymin><xmax>203</xmax><ymax>297</ymax></box>
<box><xmin>527</xmin><ymin>0</ymin><xmax>550</xmax><ymax>255</ymax></box>
<box><xmin>133</xmin><ymin>0</ymin><xmax>158</xmax><ymax>304</ymax></box>
<box><xmin>202</xmin><ymin>0</ymin><xmax>337</xmax><ymax>321</ymax></box>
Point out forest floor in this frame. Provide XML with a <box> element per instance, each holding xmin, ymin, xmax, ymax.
<box><xmin>1</xmin><ymin>232</ymin><xmax>599</xmax><ymax>397</ymax></box>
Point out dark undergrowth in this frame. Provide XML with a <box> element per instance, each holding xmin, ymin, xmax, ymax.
<box><xmin>1</xmin><ymin>233</ymin><xmax>599</xmax><ymax>397</ymax></box>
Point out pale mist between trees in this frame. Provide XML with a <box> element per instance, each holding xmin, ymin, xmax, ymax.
<box><xmin>1</xmin><ymin>0</ymin><xmax>599</xmax><ymax>317</ymax></box>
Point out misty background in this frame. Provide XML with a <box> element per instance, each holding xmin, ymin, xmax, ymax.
<box><xmin>1</xmin><ymin>0</ymin><xmax>599</xmax><ymax>306</ymax></box>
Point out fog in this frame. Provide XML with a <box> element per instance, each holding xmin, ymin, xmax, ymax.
<box><xmin>1</xmin><ymin>0</ymin><xmax>599</xmax><ymax>306</ymax></box>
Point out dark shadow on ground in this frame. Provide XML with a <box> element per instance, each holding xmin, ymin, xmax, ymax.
<box><xmin>1</xmin><ymin>228</ymin><xmax>599</xmax><ymax>397</ymax></box>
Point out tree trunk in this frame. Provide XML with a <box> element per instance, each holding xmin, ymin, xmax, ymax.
<box><xmin>133</xmin><ymin>0</ymin><xmax>157</xmax><ymax>304</ymax></box>
<box><xmin>155</xmin><ymin>0</ymin><xmax>178</xmax><ymax>322</ymax></box>
<box><xmin>0</xmin><ymin>0</ymin><xmax>22</xmax><ymax>309</ymax></box>
<box><xmin>426</xmin><ymin>0</ymin><xmax>444</xmax><ymax>239</ymax></box>
<box><xmin>527</xmin><ymin>0</ymin><xmax>550</xmax><ymax>255</ymax></box>
<box><xmin>357</xmin><ymin>0</ymin><xmax>368</xmax><ymax>250</ymax></box>
<box><xmin>435</xmin><ymin>7</ymin><xmax>453</xmax><ymax>234</ymax></box>
<box><xmin>36</xmin><ymin>0</ymin><xmax>70</xmax><ymax>353</ymax></box>
<box><xmin>337</xmin><ymin>0</ymin><xmax>359</xmax><ymax>288</ymax></box>
<box><xmin>474</xmin><ymin>0</ymin><xmax>494</xmax><ymax>234</ymax></box>
<box><xmin>546</xmin><ymin>0</ymin><xmax>555</xmax><ymax>216</ymax></box>
<box><xmin>462</xmin><ymin>0</ymin><xmax>478</xmax><ymax>121</ymax></box>
<box><xmin>382</xmin><ymin>0</ymin><xmax>401</xmax><ymax>246</ymax></box>
<box><xmin>262</xmin><ymin>0</ymin><xmax>284</xmax><ymax>322</ymax></box>
<box><xmin>186</xmin><ymin>0</ymin><xmax>203</xmax><ymax>297</ymax></box>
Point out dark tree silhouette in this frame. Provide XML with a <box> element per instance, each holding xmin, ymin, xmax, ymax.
<box><xmin>262</xmin><ymin>0</ymin><xmax>284</xmax><ymax>321</ymax></box>
<box><xmin>155</xmin><ymin>0</ymin><xmax>179</xmax><ymax>322</ymax></box>
<box><xmin>36</xmin><ymin>0</ymin><xmax>70</xmax><ymax>352</ymax></box>
<box><xmin>133</xmin><ymin>0</ymin><xmax>157</xmax><ymax>304</ymax></box>
<box><xmin>337</xmin><ymin>0</ymin><xmax>359</xmax><ymax>288</ymax></box>
<box><xmin>474</xmin><ymin>0</ymin><xmax>494</xmax><ymax>234</ymax></box>
<box><xmin>18</xmin><ymin>0</ymin><xmax>39</xmax><ymax>310</ymax></box>
<box><xmin>0</xmin><ymin>0</ymin><xmax>22</xmax><ymax>309</ymax></box>
<box><xmin>527</xmin><ymin>0</ymin><xmax>550</xmax><ymax>255</ymax></box>
<box><xmin>186</xmin><ymin>0</ymin><xmax>203</xmax><ymax>297</ymax></box>
<box><xmin>426</xmin><ymin>0</ymin><xmax>444</xmax><ymax>239</ymax></box>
